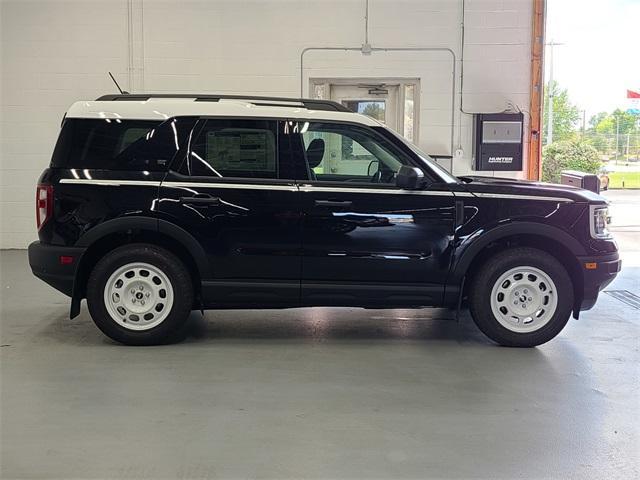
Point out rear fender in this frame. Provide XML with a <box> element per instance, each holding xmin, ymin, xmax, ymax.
<box><xmin>70</xmin><ymin>216</ymin><xmax>209</xmax><ymax>318</ymax></box>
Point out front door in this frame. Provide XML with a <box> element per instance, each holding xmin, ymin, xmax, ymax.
<box><xmin>158</xmin><ymin>118</ymin><xmax>302</xmax><ymax>307</ymax></box>
<box><xmin>290</xmin><ymin>120</ymin><xmax>456</xmax><ymax>307</ymax></box>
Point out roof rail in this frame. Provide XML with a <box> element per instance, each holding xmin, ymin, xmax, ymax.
<box><xmin>94</xmin><ymin>93</ymin><xmax>351</xmax><ymax>113</ymax></box>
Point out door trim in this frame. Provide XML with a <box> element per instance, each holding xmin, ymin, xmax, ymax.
<box><xmin>162</xmin><ymin>181</ymin><xmax>297</xmax><ymax>192</ymax></box>
<box><xmin>301</xmin><ymin>281</ymin><xmax>444</xmax><ymax>307</ymax></box>
<box><xmin>201</xmin><ymin>279</ymin><xmax>300</xmax><ymax>307</ymax></box>
<box><xmin>299</xmin><ymin>184</ymin><xmax>454</xmax><ymax>196</ymax></box>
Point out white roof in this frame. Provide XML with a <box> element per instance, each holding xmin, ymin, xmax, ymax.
<box><xmin>65</xmin><ymin>98</ymin><xmax>379</xmax><ymax>126</ymax></box>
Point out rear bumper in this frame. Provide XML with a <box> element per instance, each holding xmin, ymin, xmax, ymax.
<box><xmin>28</xmin><ymin>241</ymin><xmax>85</xmax><ymax>297</ymax></box>
<box><xmin>576</xmin><ymin>251</ymin><xmax>621</xmax><ymax>312</ymax></box>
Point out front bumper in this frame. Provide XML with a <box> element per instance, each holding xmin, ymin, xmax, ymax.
<box><xmin>576</xmin><ymin>251</ymin><xmax>621</xmax><ymax>312</ymax></box>
<box><xmin>28</xmin><ymin>241</ymin><xmax>86</xmax><ymax>297</ymax></box>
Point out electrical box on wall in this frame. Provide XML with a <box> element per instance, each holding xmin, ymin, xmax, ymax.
<box><xmin>473</xmin><ymin>113</ymin><xmax>524</xmax><ymax>171</ymax></box>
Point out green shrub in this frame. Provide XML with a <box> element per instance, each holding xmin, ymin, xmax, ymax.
<box><xmin>542</xmin><ymin>140</ymin><xmax>601</xmax><ymax>184</ymax></box>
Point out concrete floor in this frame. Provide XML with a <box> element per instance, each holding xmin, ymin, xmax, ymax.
<box><xmin>1</xmin><ymin>190</ymin><xmax>638</xmax><ymax>479</ymax></box>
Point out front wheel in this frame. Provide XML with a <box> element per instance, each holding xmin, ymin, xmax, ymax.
<box><xmin>87</xmin><ymin>244</ymin><xmax>194</xmax><ymax>345</ymax></box>
<box><xmin>468</xmin><ymin>247</ymin><xmax>574</xmax><ymax>347</ymax></box>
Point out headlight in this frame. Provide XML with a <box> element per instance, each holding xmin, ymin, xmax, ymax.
<box><xmin>590</xmin><ymin>205</ymin><xmax>610</xmax><ymax>239</ymax></box>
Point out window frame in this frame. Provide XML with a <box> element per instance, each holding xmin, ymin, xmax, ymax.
<box><xmin>166</xmin><ymin>116</ymin><xmax>452</xmax><ymax>187</ymax></box>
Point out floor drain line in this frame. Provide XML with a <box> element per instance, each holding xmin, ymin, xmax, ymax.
<box><xmin>603</xmin><ymin>290</ymin><xmax>640</xmax><ymax>310</ymax></box>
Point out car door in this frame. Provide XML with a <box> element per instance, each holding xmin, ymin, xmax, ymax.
<box><xmin>290</xmin><ymin>120</ymin><xmax>456</xmax><ymax>307</ymax></box>
<box><xmin>157</xmin><ymin>118</ymin><xmax>302</xmax><ymax>307</ymax></box>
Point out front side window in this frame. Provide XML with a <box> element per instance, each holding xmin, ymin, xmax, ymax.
<box><xmin>184</xmin><ymin>119</ymin><xmax>278</xmax><ymax>179</ymax></box>
<box><xmin>296</xmin><ymin>122</ymin><xmax>413</xmax><ymax>185</ymax></box>
<box><xmin>380</xmin><ymin>126</ymin><xmax>458</xmax><ymax>184</ymax></box>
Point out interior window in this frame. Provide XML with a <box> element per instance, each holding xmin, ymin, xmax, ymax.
<box><xmin>299</xmin><ymin>122</ymin><xmax>410</xmax><ymax>184</ymax></box>
<box><xmin>187</xmin><ymin>120</ymin><xmax>278</xmax><ymax>178</ymax></box>
<box><xmin>342</xmin><ymin>100</ymin><xmax>386</xmax><ymax>123</ymax></box>
<box><xmin>117</xmin><ymin>128</ymin><xmax>153</xmax><ymax>154</ymax></box>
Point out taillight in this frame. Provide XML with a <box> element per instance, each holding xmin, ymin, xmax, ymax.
<box><xmin>36</xmin><ymin>184</ymin><xmax>53</xmax><ymax>230</ymax></box>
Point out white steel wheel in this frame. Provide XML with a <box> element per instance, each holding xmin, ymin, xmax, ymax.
<box><xmin>103</xmin><ymin>262</ymin><xmax>174</xmax><ymax>331</ymax></box>
<box><xmin>489</xmin><ymin>266</ymin><xmax>558</xmax><ymax>334</ymax></box>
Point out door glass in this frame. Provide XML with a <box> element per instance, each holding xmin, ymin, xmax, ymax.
<box><xmin>299</xmin><ymin>122</ymin><xmax>411</xmax><ymax>184</ymax></box>
<box><xmin>184</xmin><ymin>119</ymin><xmax>279</xmax><ymax>179</ymax></box>
<box><xmin>342</xmin><ymin>100</ymin><xmax>386</xmax><ymax>124</ymax></box>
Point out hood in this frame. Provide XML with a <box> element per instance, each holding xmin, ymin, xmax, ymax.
<box><xmin>458</xmin><ymin>175</ymin><xmax>607</xmax><ymax>203</ymax></box>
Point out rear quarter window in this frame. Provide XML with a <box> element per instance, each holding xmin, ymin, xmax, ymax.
<box><xmin>50</xmin><ymin>118</ymin><xmax>197</xmax><ymax>171</ymax></box>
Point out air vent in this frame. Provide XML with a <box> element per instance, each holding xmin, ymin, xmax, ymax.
<box><xmin>604</xmin><ymin>290</ymin><xmax>640</xmax><ymax>309</ymax></box>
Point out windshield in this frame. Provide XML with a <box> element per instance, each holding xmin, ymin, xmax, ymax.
<box><xmin>379</xmin><ymin>127</ymin><xmax>459</xmax><ymax>184</ymax></box>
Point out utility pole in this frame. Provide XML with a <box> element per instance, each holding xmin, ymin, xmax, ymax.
<box><xmin>626</xmin><ymin>132</ymin><xmax>630</xmax><ymax>158</ymax></box>
<box><xmin>545</xmin><ymin>41</ymin><xmax>564</xmax><ymax>145</ymax></box>
<box><xmin>614</xmin><ymin>115</ymin><xmax>620</xmax><ymax>162</ymax></box>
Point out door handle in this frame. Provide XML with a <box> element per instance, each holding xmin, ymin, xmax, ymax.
<box><xmin>314</xmin><ymin>200</ymin><xmax>353</xmax><ymax>208</ymax></box>
<box><xmin>179</xmin><ymin>195</ymin><xmax>221</xmax><ymax>206</ymax></box>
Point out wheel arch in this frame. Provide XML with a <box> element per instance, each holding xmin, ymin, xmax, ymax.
<box><xmin>451</xmin><ymin>222</ymin><xmax>586</xmax><ymax>316</ymax></box>
<box><xmin>71</xmin><ymin>217</ymin><xmax>209</xmax><ymax>318</ymax></box>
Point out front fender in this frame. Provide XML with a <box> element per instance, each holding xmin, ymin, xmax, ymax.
<box><xmin>449</xmin><ymin>221</ymin><xmax>586</xmax><ymax>285</ymax></box>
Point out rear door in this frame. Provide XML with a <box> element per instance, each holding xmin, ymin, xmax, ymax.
<box><xmin>158</xmin><ymin>118</ymin><xmax>302</xmax><ymax>307</ymax></box>
<box><xmin>290</xmin><ymin>121</ymin><xmax>456</xmax><ymax>307</ymax></box>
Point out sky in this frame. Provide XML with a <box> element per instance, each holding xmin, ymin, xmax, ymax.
<box><xmin>545</xmin><ymin>0</ymin><xmax>640</xmax><ymax>120</ymax></box>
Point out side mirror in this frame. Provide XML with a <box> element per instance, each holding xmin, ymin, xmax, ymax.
<box><xmin>396</xmin><ymin>165</ymin><xmax>425</xmax><ymax>190</ymax></box>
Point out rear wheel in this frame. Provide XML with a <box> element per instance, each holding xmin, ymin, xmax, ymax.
<box><xmin>87</xmin><ymin>244</ymin><xmax>193</xmax><ymax>345</ymax></box>
<box><xmin>468</xmin><ymin>247</ymin><xmax>574</xmax><ymax>347</ymax></box>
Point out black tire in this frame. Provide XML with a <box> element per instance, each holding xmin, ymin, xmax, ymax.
<box><xmin>468</xmin><ymin>247</ymin><xmax>573</xmax><ymax>347</ymax></box>
<box><xmin>87</xmin><ymin>243</ymin><xmax>194</xmax><ymax>345</ymax></box>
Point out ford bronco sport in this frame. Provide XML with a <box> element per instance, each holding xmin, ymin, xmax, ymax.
<box><xmin>28</xmin><ymin>94</ymin><xmax>620</xmax><ymax>346</ymax></box>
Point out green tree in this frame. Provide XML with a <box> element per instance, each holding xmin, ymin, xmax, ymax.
<box><xmin>588</xmin><ymin>112</ymin><xmax>608</xmax><ymax>130</ymax></box>
<box><xmin>361</xmin><ymin>103</ymin><xmax>384</xmax><ymax>121</ymax></box>
<box><xmin>586</xmin><ymin>109</ymin><xmax>640</xmax><ymax>157</ymax></box>
<box><xmin>542</xmin><ymin>139</ymin><xmax>601</xmax><ymax>184</ymax></box>
<box><xmin>585</xmin><ymin>112</ymin><xmax>611</xmax><ymax>153</ymax></box>
<box><xmin>542</xmin><ymin>81</ymin><xmax>581</xmax><ymax>144</ymax></box>
<box><xmin>594</xmin><ymin>109</ymin><xmax>638</xmax><ymax>135</ymax></box>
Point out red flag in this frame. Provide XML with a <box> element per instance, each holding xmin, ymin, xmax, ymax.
<box><xmin>627</xmin><ymin>89</ymin><xmax>640</xmax><ymax>99</ymax></box>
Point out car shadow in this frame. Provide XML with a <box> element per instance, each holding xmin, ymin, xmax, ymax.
<box><xmin>30</xmin><ymin>305</ymin><xmax>494</xmax><ymax>347</ymax></box>
<box><xmin>180</xmin><ymin>307</ymin><xmax>493</xmax><ymax>345</ymax></box>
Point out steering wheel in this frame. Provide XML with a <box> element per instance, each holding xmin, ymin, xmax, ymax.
<box><xmin>370</xmin><ymin>169</ymin><xmax>383</xmax><ymax>183</ymax></box>
<box><xmin>371</xmin><ymin>168</ymin><xmax>397</xmax><ymax>184</ymax></box>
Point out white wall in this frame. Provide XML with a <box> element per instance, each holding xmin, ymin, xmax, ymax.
<box><xmin>0</xmin><ymin>0</ymin><xmax>534</xmax><ymax>248</ymax></box>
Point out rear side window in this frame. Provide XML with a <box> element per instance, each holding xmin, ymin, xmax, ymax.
<box><xmin>50</xmin><ymin>117</ymin><xmax>197</xmax><ymax>171</ymax></box>
<box><xmin>181</xmin><ymin>119</ymin><xmax>279</xmax><ymax>179</ymax></box>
